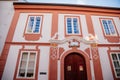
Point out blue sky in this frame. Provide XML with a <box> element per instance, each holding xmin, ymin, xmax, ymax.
<box><xmin>27</xmin><ymin>0</ymin><xmax>120</xmax><ymax>7</ymax></box>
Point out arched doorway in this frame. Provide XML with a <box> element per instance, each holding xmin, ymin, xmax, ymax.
<box><xmin>64</xmin><ymin>52</ymin><xmax>88</xmax><ymax>80</ymax></box>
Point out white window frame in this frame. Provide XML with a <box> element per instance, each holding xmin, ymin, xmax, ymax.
<box><xmin>101</xmin><ymin>19</ymin><xmax>117</xmax><ymax>36</ymax></box>
<box><xmin>17</xmin><ymin>51</ymin><xmax>37</xmax><ymax>79</ymax></box>
<box><xmin>110</xmin><ymin>52</ymin><xmax>120</xmax><ymax>78</ymax></box>
<box><xmin>66</xmin><ymin>17</ymin><xmax>81</xmax><ymax>35</ymax></box>
<box><xmin>26</xmin><ymin>16</ymin><xmax>42</xmax><ymax>34</ymax></box>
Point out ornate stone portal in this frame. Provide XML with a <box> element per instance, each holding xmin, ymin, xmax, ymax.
<box><xmin>49</xmin><ymin>33</ymin><xmax>98</xmax><ymax>60</ymax></box>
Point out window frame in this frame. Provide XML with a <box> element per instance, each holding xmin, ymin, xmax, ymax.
<box><xmin>65</xmin><ymin>16</ymin><xmax>82</xmax><ymax>36</ymax></box>
<box><xmin>100</xmin><ymin>18</ymin><xmax>117</xmax><ymax>36</ymax></box>
<box><xmin>25</xmin><ymin>15</ymin><xmax>43</xmax><ymax>34</ymax></box>
<box><xmin>24</xmin><ymin>15</ymin><xmax>43</xmax><ymax>41</ymax></box>
<box><xmin>110</xmin><ymin>52</ymin><xmax>120</xmax><ymax>78</ymax></box>
<box><xmin>14</xmin><ymin>49</ymin><xmax>39</xmax><ymax>80</ymax></box>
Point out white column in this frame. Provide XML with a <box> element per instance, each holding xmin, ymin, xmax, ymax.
<box><xmin>57</xmin><ymin>60</ymin><xmax>60</xmax><ymax>80</ymax></box>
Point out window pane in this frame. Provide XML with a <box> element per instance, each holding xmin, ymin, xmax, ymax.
<box><xmin>30</xmin><ymin>53</ymin><xmax>36</xmax><ymax>60</ymax></box>
<box><xmin>67</xmin><ymin>23</ymin><xmax>71</xmax><ymax>26</ymax></box>
<box><xmin>27</xmin><ymin>53</ymin><xmax>36</xmax><ymax>77</ymax></box>
<box><xmin>18</xmin><ymin>52</ymin><xmax>28</xmax><ymax>77</ymax></box>
<box><xmin>117</xmin><ymin>73</ymin><xmax>120</xmax><ymax>77</ymax></box>
<box><xmin>22</xmin><ymin>52</ymin><xmax>28</xmax><ymax>60</ymax></box>
<box><xmin>19</xmin><ymin>69</ymin><xmax>25</xmax><ymax>77</ymax></box>
<box><xmin>112</xmin><ymin>54</ymin><xmax>117</xmax><ymax>60</ymax></box>
<box><xmin>116</xmin><ymin>69</ymin><xmax>120</xmax><ymax>73</ymax></box>
<box><xmin>73</xmin><ymin>18</ymin><xmax>79</xmax><ymax>34</ymax></box>
<box><xmin>114</xmin><ymin>61</ymin><xmax>120</xmax><ymax>68</ymax></box>
<box><xmin>36</xmin><ymin>17</ymin><xmax>40</xmax><ymax>21</ymax></box>
<box><xmin>108</xmin><ymin>20</ymin><xmax>115</xmax><ymax>34</ymax></box>
<box><xmin>34</xmin><ymin>17</ymin><xmax>41</xmax><ymax>33</ymax></box>
<box><xmin>21</xmin><ymin>52</ymin><xmax>28</xmax><ymax>68</ymax></box>
<box><xmin>20</xmin><ymin>61</ymin><xmax>27</xmax><ymax>69</ymax></box>
<box><xmin>27</xmin><ymin>17</ymin><xmax>34</xmax><ymax>32</ymax></box>
<box><xmin>27</xmin><ymin>69</ymin><xmax>34</xmax><ymax>77</ymax></box>
<box><xmin>28</xmin><ymin>61</ymin><xmax>35</xmax><ymax>69</ymax></box>
<box><xmin>73</xmin><ymin>18</ymin><xmax>77</xmax><ymax>22</ymax></box>
<box><xmin>28</xmin><ymin>53</ymin><xmax>35</xmax><ymax>68</ymax></box>
<box><xmin>74</xmin><ymin>26</ymin><xmax>79</xmax><ymax>33</ymax></box>
<box><xmin>67</xmin><ymin>18</ymin><xmax>72</xmax><ymax>34</ymax></box>
<box><xmin>67</xmin><ymin>18</ymin><xmax>71</xmax><ymax>22</ymax></box>
<box><xmin>68</xmin><ymin>30</ymin><xmax>72</xmax><ymax>33</ymax></box>
<box><xmin>102</xmin><ymin>20</ymin><xmax>110</xmax><ymax>35</ymax></box>
<box><xmin>118</xmin><ymin>54</ymin><xmax>120</xmax><ymax>60</ymax></box>
<box><xmin>116</xmin><ymin>69</ymin><xmax>120</xmax><ymax>77</ymax></box>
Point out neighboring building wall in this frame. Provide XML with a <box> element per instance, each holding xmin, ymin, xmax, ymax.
<box><xmin>0</xmin><ymin>1</ymin><xmax>14</xmax><ymax>55</ymax></box>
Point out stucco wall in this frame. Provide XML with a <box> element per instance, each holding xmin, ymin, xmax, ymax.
<box><xmin>98</xmin><ymin>47</ymin><xmax>114</xmax><ymax>80</ymax></box>
<box><xmin>2</xmin><ymin>45</ymin><xmax>22</xmax><ymax>80</ymax></box>
<box><xmin>58</xmin><ymin>14</ymin><xmax>89</xmax><ymax>40</ymax></box>
<box><xmin>91</xmin><ymin>16</ymin><xmax>120</xmax><ymax>44</ymax></box>
<box><xmin>2</xmin><ymin>45</ymin><xmax>50</xmax><ymax>80</ymax></box>
<box><xmin>12</xmin><ymin>13</ymin><xmax>52</xmax><ymax>42</ymax></box>
<box><xmin>0</xmin><ymin>1</ymin><xmax>14</xmax><ymax>55</ymax></box>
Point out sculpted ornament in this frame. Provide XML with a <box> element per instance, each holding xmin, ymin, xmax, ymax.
<box><xmin>49</xmin><ymin>33</ymin><xmax>98</xmax><ymax>47</ymax></box>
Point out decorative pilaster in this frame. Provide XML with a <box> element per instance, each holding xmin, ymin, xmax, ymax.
<box><xmin>49</xmin><ymin>46</ymin><xmax>58</xmax><ymax>80</ymax></box>
<box><xmin>91</xmin><ymin>46</ymin><xmax>103</xmax><ymax>80</ymax></box>
<box><xmin>49</xmin><ymin>11</ymin><xmax>58</xmax><ymax>80</ymax></box>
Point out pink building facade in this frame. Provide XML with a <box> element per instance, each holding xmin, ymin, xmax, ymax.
<box><xmin>0</xmin><ymin>2</ymin><xmax>120</xmax><ymax>80</ymax></box>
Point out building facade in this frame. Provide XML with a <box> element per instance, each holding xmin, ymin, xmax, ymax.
<box><xmin>0</xmin><ymin>2</ymin><xmax>120</xmax><ymax>80</ymax></box>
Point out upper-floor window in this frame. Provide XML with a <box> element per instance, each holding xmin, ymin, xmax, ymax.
<box><xmin>26</xmin><ymin>16</ymin><xmax>42</xmax><ymax>34</ymax></box>
<box><xmin>17</xmin><ymin>51</ymin><xmax>37</xmax><ymax>78</ymax></box>
<box><xmin>100</xmin><ymin>19</ymin><xmax>117</xmax><ymax>36</ymax></box>
<box><xmin>65</xmin><ymin>17</ymin><xmax>81</xmax><ymax>35</ymax></box>
<box><xmin>111</xmin><ymin>52</ymin><xmax>120</xmax><ymax>78</ymax></box>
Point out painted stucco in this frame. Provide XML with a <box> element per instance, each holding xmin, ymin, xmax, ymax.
<box><xmin>0</xmin><ymin>1</ymin><xmax>14</xmax><ymax>55</ymax></box>
<box><xmin>38</xmin><ymin>46</ymin><xmax>50</xmax><ymax>80</ymax></box>
<box><xmin>98</xmin><ymin>47</ymin><xmax>114</xmax><ymax>80</ymax></box>
<box><xmin>2</xmin><ymin>45</ymin><xmax>22</xmax><ymax>80</ymax></box>
<box><xmin>92</xmin><ymin>16</ymin><xmax>120</xmax><ymax>44</ymax></box>
<box><xmin>1</xmin><ymin>3</ymin><xmax>120</xmax><ymax>80</ymax></box>
<box><xmin>12</xmin><ymin>13</ymin><xmax>52</xmax><ymax>42</ymax></box>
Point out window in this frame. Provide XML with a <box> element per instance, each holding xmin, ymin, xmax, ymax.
<box><xmin>18</xmin><ymin>51</ymin><xmax>37</xmax><ymax>78</ymax></box>
<box><xmin>101</xmin><ymin>19</ymin><xmax>116</xmax><ymax>36</ymax></box>
<box><xmin>66</xmin><ymin>17</ymin><xmax>80</xmax><ymax>35</ymax></box>
<box><xmin>111</xmin><ymin>52</ymin><xmax>120</xmax><ymax>78</ymax></box>
<box><xmin>24</xmin><ymin>15</ymin><xmax>43</xmax><ymax>41</ymax></box>
<box><xmin>26</xmin><ymin>16</ymin><xmax>42</xmax><ymax>34</ymax></box>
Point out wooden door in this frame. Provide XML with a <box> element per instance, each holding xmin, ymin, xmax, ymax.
<box><xmin>64</xmin><ymin>53</ymin><xmax>87</xmax><ymax>80</ymax></box>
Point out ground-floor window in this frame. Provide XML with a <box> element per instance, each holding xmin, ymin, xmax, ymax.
<box><xmin>17</xmin><ymin>51</ymin><xmax>37</xmax><ymax>78</ymax></box>
<box><xmin>110</xmin><ymin>52</ymin><xmax>120</xmax><ymax>78</ymax></box>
